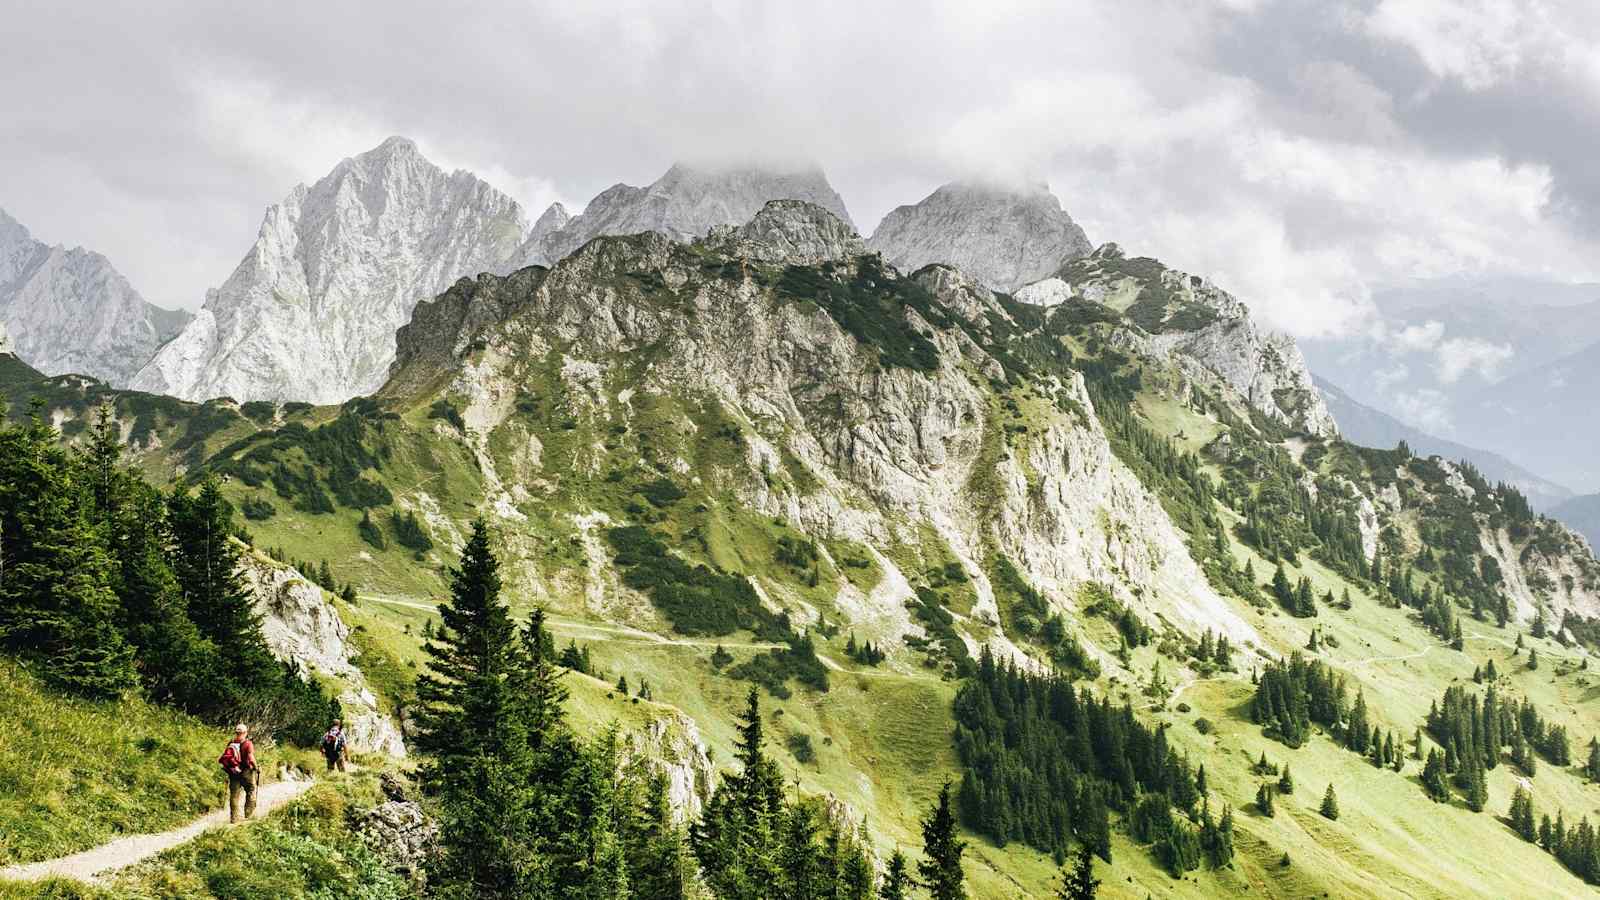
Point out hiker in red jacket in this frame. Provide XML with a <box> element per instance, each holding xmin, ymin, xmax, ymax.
<box><xmin>219</xmin><ymin>723</ymin><xmax>259</xmax><ymax>823</ymax></box>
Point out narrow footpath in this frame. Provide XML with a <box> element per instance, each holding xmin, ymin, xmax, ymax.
<box><xmin>0</xmin><ymin>776</ymin><xmax>314</xmax><ymax>883</ymax></box>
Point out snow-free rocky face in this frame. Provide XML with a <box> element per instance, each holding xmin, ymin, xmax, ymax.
<box><xmin>131</xmin><ymin>137</ymin><xmax>530</xmax><ymax>405</ymax></box>
<box><xmin>0</xmin><ymin>208</ymin><xmax>190</xmax><ymax>385</ymax></box>
<box><xmin>129</xmin><ymin>142</ymin><xmax>859</xmax><ymax>406</ymax></box>
<box><xmin>868</xmin><ymin>180</ymin><xmax>1093</xmax><ymax>294</ymax></box>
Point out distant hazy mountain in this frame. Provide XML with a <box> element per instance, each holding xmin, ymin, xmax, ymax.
<box><xmin>0</xmin><ymin>208</ymin><xmax>190</xmax><ymax>385</ymax></box>
<box><xmin>521</xmin><ymin>163</ymin><xmax>854</xmax><ymax>268</ymax></box>
<box><xmin>868</xmin><ymin>181</ymin><xmax>1092</xmax><ymax>293</ymax></box>
<box><xmin>1314</xmin><ymin>375</ymin><xmax>1572</xmax><ymax>510</ymax></box>
<box><xmin>1302</xmin><ymin>275</ymin><xmax>1600</xmax><ymax>493</ymax></box>
<box><xmin>1551</xmin><ymin>493</ymin><xmax>1600</xmax><ymax>552</ymax></box>
<box><xmin>1452</xmin><ymin>338</ymin><xmax>1600</xmax><ymax>492</ymax></box>
<box><xmin>131</xmin><ymin>137</ymin><xmax>530</xmax><ymax>404</ymax></box>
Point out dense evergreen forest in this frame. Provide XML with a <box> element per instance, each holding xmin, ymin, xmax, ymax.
<box><xmin>952</xmin><ymin>648</ymin><xmax>1233</xmax><ymax>878</ymax></box>
<box><xmin>0</xmin><ymin>404</ymin><xmax>334</xmax><ymax>742</ymax></box>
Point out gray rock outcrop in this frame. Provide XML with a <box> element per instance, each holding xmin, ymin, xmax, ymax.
<box><xmin>239</xmin><ymin>550</ymin><xmax>407</xmax><ymax>756</ymax></box>
<box><xmin>704</xmin><ymin>200</ymin><xmax>866</xmax><ymax>265</ymax></box>
<box><xmin>868</xmin><ymin>181</ymin><xmax>1092</xmax><ymax>292</ymax></box>
<box><xmin>355</xmin><ymin>773</ymin><xmax>439</xmax><ymax>890</ymax></box>
<box><xmin>522</xmin><ymin>162</ymin><xmax>854</xmax><ymax>267</ymax></box>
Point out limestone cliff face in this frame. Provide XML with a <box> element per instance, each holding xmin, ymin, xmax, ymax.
<box><xmin>238</xmin><ymin>550</ymin><xmax>407</xmax><ymax>756</ymax></box>
<box><xmin>1053</xmin><ymin>244</ymin><xmax>1338</xmax><ymax>438</ymax></box>
<box><xmin>620</xmin><ymin>710</ymin><xmax>716</xmax><ymax>823</ymax></box>
<box><xmin>0</xmin><ymin>208</ymin><xmax>190</xmax><ymax>385</ymax></box>
<box><xmin>401</xmin><ymin>209</ymin><xmax>1264</xmax><ymax>667</ymax></box>
<box><xmin>132</xmin><ymin>137</ymin><xmax>529</xmax><ymax>404</ymax></box>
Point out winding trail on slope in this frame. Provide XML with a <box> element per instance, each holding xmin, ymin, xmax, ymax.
<box><xmin>0</xmin><ymin>776</ymin><xmax>314</xmax><ymax>884</ymax></box>
<box><xmin>362</xmin><ymin>594</ymin><xmax>937</xmax><ymax>680</ymax></box>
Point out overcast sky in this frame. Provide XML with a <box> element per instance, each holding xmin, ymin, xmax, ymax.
<box><xmin>3</xmin><ymin>0</ymin><xmax>1598</xmax><ymax>341</ymax></box>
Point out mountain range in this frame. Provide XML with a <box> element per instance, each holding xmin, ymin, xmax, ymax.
<box><xmin>2</xmin><ymin>138</ymin><xmax>1119</xmax><ymax>411</ymax></box>
<box><xmin>10</xmin><ymin>140</ymin><xmax>1600</xmax><ymax>894</ymax></box>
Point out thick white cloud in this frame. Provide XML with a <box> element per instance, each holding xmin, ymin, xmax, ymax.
<box><xmin>0</xmin><ymin>0</ymin><xmax>1596</xmax><ymax>335</ymax></box>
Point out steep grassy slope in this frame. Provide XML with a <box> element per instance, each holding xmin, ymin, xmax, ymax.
<box><xmin>0</xmin><ymin>776</ymin><xmax>415</xmax><ymax>900</ymax></box>
<box><xmin>0</xmin><ymin>662</ymin><xmax>311</xmax><ymax>868</ymax></box>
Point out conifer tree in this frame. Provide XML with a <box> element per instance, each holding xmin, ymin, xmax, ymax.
<box><xmin>918</xmin><ymin>781</ymin><xmax>967</xmax><ymax>900</ymax></box>
<box><xmin>626</xmin><ymin>771</ymin><xmax>688</xmax><ymax>900</ymax></box>
<box><xmin>0</xmin><ymin>409</ymin><xmax>136</xmax><ymax>698</ymax></box>
<box><xmin>1058</xmin><ymin>842</ymin><xmax>1100</xmax><ymax>899</ymax></box>
<box><xmin>1510</xmin><ymin>787</ymin><xmax>1538</xmax><ymax>842</ymax></box>
<box><xmin>1320</xmin><ymin>785</ymin><xmax>1340</xmax><ymax>820</ymax></box>
<box><xmin>1586</xmin><ymin>738</ymin><xmax>1600</xmax><ymax>782</ymax></box>
<box><xmin>1277</xmin><ymin>766</ymin><xmax>1294</xmax><ymax>795</ymax></box>
<box><xmin>778</xmin><ymin>802</ymin><xmax>824</xmax><ymax>900</ymax></box>
<box><xmin>879</xmin><ymin>850</ymin><xmax>912</xmax><ymax>900</ymax></box>
<box><xmin>838</xmin><ymin>824</ymin><xmax>876</xmax><ymax>900</ymax></box>
<box><xmin>1256</xmin><ymin>783</ymin><xmax>1275</xmax><ymax>817</ymax></box>
<box><xmin>1465</xmin><ymin>753</ymin><xmax>1489</xmax><ymax>812</ymax></box>
<box><xmin>693</xmin><ymin>688</ymin><xmax>786</xmax><ymax>899</ymax></box>
<box><xmin>413</xmin><ymin>519</ymin><xmax>542</xmax><ymax>894</ymax></box>
<box><xmin>1422</xmin><ymin>750</ymin><xmax>1450</xmax><ymax>802</ymax></box>
<box><xmin>168</xmin><ymin>478</ymin><xmax>275</xmax><ymax>685</ymax></box>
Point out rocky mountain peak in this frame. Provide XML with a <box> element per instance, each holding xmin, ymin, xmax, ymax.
<box><xmin>0</xmin><ymin>207</ymin><xmax>191</xmax><ymax>385</ymax></box>
<box><xmin>703</xmin><ymin>200</ymin><xmax>865</xmax><ymax>265</ymax></box>
<box><xmin>523</xmin><ymin>161</ymin><xmax>854</xmax><ymax>267</ymax></box>
<box><xmin>867</xmin><ymin>180</ymin><xmax>1093</xmax><ymax>293</ymax></box>
<box><xmin>131</xmin><ymin>137</ymin><xmax>530</xmax><ymax>404</ymax></box>
<box><xmin>1052</xmin><ymin>247</ymin><xmax>1339</xmax><ymax>437</ymax></box>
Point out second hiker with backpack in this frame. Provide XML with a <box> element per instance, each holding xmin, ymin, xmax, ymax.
<box><xmin>320</xmin><ymin>720</ymin><xmax>348</xmax><ymax>772</ymax></box>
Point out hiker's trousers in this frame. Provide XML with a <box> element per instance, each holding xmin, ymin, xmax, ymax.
<box><xmin>228</xmin><ymin>769</ymin><xmax>258</xmax><ymax>822</ymax></box>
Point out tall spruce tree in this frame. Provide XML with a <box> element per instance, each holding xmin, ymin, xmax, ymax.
<box><xmin>693</xmin><ymin>688</ymin><xmax>786</xmax><ymax>899</ymax></box>
<box><xmin>880</xmin><ymin>850</ymin><xmax>912</xmax><ymax>900</ymax></box>
<box><xmin>0</xmin><ymin>408</ymin><xmax>135</xmax><ymax>698</ymax></box>
<box><xmin>1058</xmin><ymin>842</ymin><xmax>1100</xmax><ymax>899</ymax></box>
<box><xmin>414</xmin><ymin>519</ymin><xmax>544</xmax><ymax>895</ymax></box>
<box><xmin>918</xmin><ymin>781</ymin><xmax>968</xmax><ymax>900</ymax></box>
<box><xmin>167</xmin><ymin>478</ymin><xmax>278</xmax><ymax>698</ymax></box>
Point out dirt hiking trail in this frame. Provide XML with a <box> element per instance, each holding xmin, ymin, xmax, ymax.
<box><xmin>0</xmin><ymin>775</ymin><xmax>314</xmax><ymax>883</ymax></box>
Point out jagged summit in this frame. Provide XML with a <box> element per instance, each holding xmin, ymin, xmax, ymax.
<box><xmin>131</xmin><ymin>136</ymin><xmax>529</xmax><ymax>404</ymax></box>
<box><xmin>704</xmin><ymin>199</ymin><xmax>865</xmax><ymax>265</ymax></box>
<box><xmin>522</xmin><ymin>161</ymin><xmax>854</xmax><ymax>266</ymax></box>
<box><xmin>1045</xmin><ymin>243</ymin><xmax>1339</xmax><ymax>437</ymax></box>
<box><xmin>0</xmin><ymin>207</ymin><xmax>190</xmax><ymax>385</ymax></box>
<box><xmin>867</xmin><ymin>180</ymin><xmax>1093</xmax><ymax>293</ymax></box>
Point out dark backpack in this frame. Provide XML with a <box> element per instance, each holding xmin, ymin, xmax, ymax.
<box><xmin>322</xmin><ymin>730</ymin><xmax>345</xmax><ymax>754</ymax></box>
<box><xmin>218</xmin><ymin>741</ymin><xmax>244</xmax><ymax>775</ymax></box>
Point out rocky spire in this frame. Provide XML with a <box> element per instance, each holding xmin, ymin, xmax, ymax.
<box><xmin>131</xmin><ymin>137</ymin><xmax>529</xmax><ymax>404</ymax></box>
<box><xmin>704</xmin><ymin>199</ymin><xmax>865</xmax><ymax>265</ymax></box>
